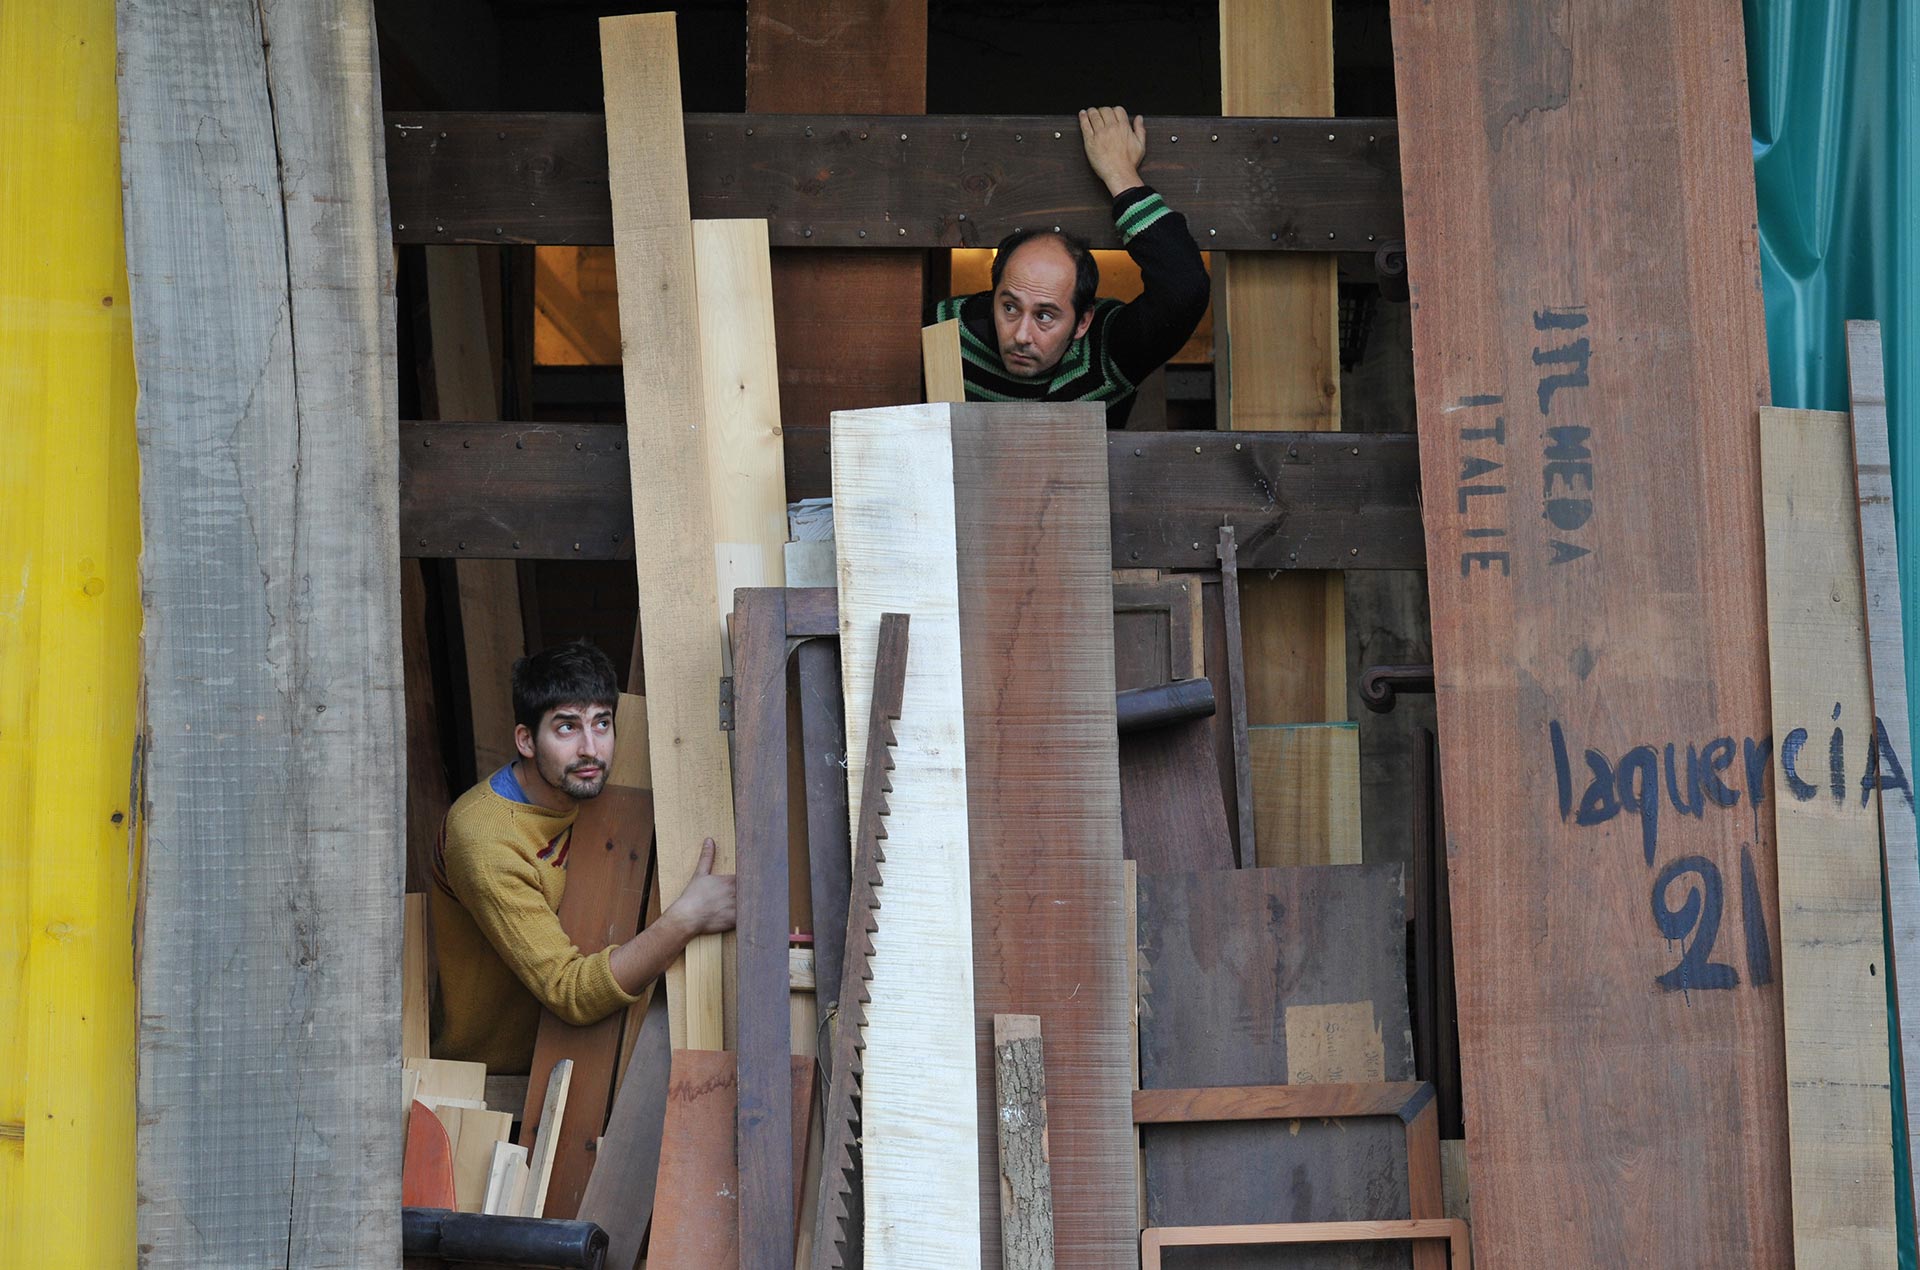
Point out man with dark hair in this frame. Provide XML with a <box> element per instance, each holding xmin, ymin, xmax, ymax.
<box><xmin>932</xmin><ymin>105</ymin><xmax>1211</xmax><ymax>425</ymax></box>
<box><xmin>428</xmin><ymin>639</ymin><xmax>735</xmax><ymax>1072</ymax></box>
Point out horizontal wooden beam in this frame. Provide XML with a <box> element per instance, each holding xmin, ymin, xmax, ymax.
<box><xmin>386</xmin><ymin>111</ymin><xmax>1402</xmax><ymax>251</ymax></box>
<box><xmin>398</xmin><ymin>422</ymin><xmax>1424</xmax><ymax>571</ymax></box>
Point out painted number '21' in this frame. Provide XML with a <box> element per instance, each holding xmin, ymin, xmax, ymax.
<box><xmin>1649</xmin><ymin>845</ymin><xmax>1772</xmax><ymax>993</ymax></box>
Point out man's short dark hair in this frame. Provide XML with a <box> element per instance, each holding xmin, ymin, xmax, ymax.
<box><xmin>511</xmin><ymin>639</ymin><xmax>619</xmax><ymax>731</ymax></box>
<box><xmin>990</xmin><ymin>229</ymin><xmax>1099</xmax><ymax>318</ymax></box>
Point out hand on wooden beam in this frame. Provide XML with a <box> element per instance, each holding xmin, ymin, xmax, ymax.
<box><xmin>1080</xmin><ymin>106</ymin><xmax>1147</xmax><ymax>197</ymax></box>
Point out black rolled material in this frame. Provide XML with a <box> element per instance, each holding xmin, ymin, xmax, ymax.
<box><xmin>1115</xmin><ymin>678</ymin><xmax>1217</xmax><ymax>734</ymax></box>
<box><xmin>402</xmin><ymin>1208</ymin><xmax>609</xmax><ymax>1270</ymax></box>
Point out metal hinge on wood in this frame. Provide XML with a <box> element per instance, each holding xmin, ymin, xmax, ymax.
<box><xmin>718</xmin><ymin>676</ymin><xmax>734</xmax><ymax>731</ymax></box>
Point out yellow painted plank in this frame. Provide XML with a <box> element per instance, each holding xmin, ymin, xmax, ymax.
<box><xmin>601</xmin><ymin>12</ymin><xmax>734</xmax><ymax>1052</ymax></box>
<box><xmin>0</xmin><ymin>2</ymin><xmax>140</xmax><ymax>1262</ymax></box>
<box><xmin>1759</xmin><ymin>405</ymin><xmax>1896</xmax><ymax>1266</ymax></box>
<box><xmin>1249</xmin><ymin>724</ymin><xmax>1360</xmax><ymax>867</ymax></box>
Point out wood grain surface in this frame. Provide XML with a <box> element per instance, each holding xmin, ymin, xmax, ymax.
<box><xmin>950</xmin><ymin>404</ymin><xmax>1136</xmax><ymax>1268</ymax></box>
<box><xmin>746</xmin><ymin>0</ymin><xmax>927</xmax><ymax>499</ymax></box>
<box><xmin>577</xmin><ymin>991</ymin><xmax>670</xmax><ymax>1270</ymax></box>
<box><xmin>1138</xmin><ymin>865</ymin><xmax>1412</xmax><ymax>1270</ymax></box>
<box><xmin>1388</xmin><ymin>2</ymin><xmax>1792</xmax><ymax>1262</ymax></box>
<box><xmin>1759</xmin><ymin>406</ymin><xmax>1896</xmax><ymax>1265</ymax></box>
<box><xmin>600</xmin><ymin>11</ymin><xmax>732</xmax><ymax>1051</ymax></box>
<box><xmin>832</xmin><ymin>405</ymin><xmax>981</xmax><ymax>1266</ymax></box>
<box><xmin>1845</xmin><ymin>320</ymin><xmax>1920</xmax><ymax>1198</ymax></box>
<box><xmin>118</xmin><ymin>1</ymin><xmax>403</xmax><ymax>1262</ymax></box>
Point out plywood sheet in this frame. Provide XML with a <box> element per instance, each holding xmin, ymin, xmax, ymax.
<box><xmin>118</xmin><ymin>1</ymin><xmax>402</xmax><ymax>1261</ymax></box>
<box><xmin>1138</xmin><ymin>864</ymin><xmax>1410</xmax><ymax>1270</ymax></box>
<box><xmin>950</xmin><ymin>403</ymin><xmax>1136</xmax><ymax>1268</ymax></box>
<box><xmin>600</xmin><ymin>11</ymin><xmax>732</xmax><ymax>1051</ymax></box>
<box><xmin>1249</xmin><ymin>723</ymin><xmax>1361</xmax><ymax>867</ymax></box>
<box><xmin>1387</xmin><ymin>1</ymin><xmax>1791</xmax><ymax>1262</ymax></box>
<box><xmin>1759</xmin><ymin>405</ymin><xmax>1896</xmax><ymax>1265</ymax></box>
<box><xmin>832</xmin><ymin>404</ymin><xmax>981</xmax><ymax>1266</ymax></box>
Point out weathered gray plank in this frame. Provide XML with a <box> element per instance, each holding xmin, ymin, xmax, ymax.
<box><xmin>118</xmin><ymin>1</ymin><xmax>403</xmax><ymax>1264</ymax></box>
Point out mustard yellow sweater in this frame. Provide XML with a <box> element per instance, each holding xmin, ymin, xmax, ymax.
<box><xmin>428</xmin><ymin>778</ymin><xmax>638</xmax><ymax>1072</ymax></box>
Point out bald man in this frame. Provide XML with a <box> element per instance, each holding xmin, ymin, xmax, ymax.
<box><xmin>931</xmin><ymin>106</ymin><xmax>1210</xmax><ymax>426</ymax></box>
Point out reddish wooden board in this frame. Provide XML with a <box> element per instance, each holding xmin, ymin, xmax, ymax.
<box><xmin>1388</xmin><ymin>3</ymin><xmax>1790</xmax><ymax>1264</ymax></box>
<box><xmin>520</xmin><ymin>783</ymin><xmax>653</xmax><ymax>1220</ymax></box>
<box><xmin>950</xmin><ymin>403</ymin><xmax>1136</xmax><ymax>1267</ymax></box>
<box><xmin>745</xmin><ymin>0</ymin><xmax>928</xmax><ymax>499</ymax></box>
<box><xmin>403</xmin><ymin>1102</ymin><xmax>457</xmax><ymax>1210</ymax></box>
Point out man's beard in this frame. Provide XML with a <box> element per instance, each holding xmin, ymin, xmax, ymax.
<box><xmin>539</xmin><ymin>753</ymin><xmax>609</xmax><ymax>800</ymax></box>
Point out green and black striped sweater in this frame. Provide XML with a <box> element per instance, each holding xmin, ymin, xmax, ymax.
<box><xmin>933</xmin><ymin>186</ymin><xmax>1210</xmax><ymax>427</ymax></box>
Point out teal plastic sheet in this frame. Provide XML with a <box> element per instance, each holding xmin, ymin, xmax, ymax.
<box><xmin>1748</xmin><ymin>0</ymin><xmax>1920</xmax><ymax>1258</ymax></box>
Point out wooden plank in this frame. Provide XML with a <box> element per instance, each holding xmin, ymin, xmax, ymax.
<box><xmin>1249</xmin><ymin>723</ymin><xmax>1361</xmax><ymax>867</ymax></box>
<box><xmin>1759</xmin><ymin>405</ymin><xmax>1897</xmax><ymax>1265</ymax></box>
<box><xmin>1119</xmin><ymin>721</ymin><xmax>1237</xmax><ymax>874</ymax></box>
<box><xmin>519</xmin><ymin>691</ymin><xmax>654</xmax><ymax>1220</ymax></box>
<box><xmin>923</xmin><ymin>319</ymin><xmax>965</xmax><ymax>404</ymax></box>
<box><xmin>118</xmin><ymin>2</ymin><xmax>402</xmax><ymax>1259</ymax></box>
<box><xmin>402</xmin><ymin>562</ymin><xmax>453</xmax><ymax>892</ymax></box>
<box><xmin>404</xmin><ymin>1103</ymin><xmax>458</xmax><ymax>1210</ymax></box>
<box><xmin>483</xmin><ymin>1140</ymin><xmax>530</xmax><ymax>1216</ymax></box>
<box><xmin>427</xmin><ymin>245</ymin><xmax>524</xmax><ymax>779</ymax></box>
<box><xmin>797</xmin><ymin>639</ymin><xmax>852</xmax><ymax>1083</ymax></box>
<box><xmin>1140</xmin><ymin>1219</ymin><xmax>1470</xmax><ymax>1269</ymax></box>
<box><xmin>404</xmin><ymin>893</ymin><xmax>431</xmax><ymax>1061</ymax></box>
<box><xmin>1133</xmin><ymin>1084</ymin><xmax>1425</xmax><ymax>1125</ymax></box>
<box><xmin>747</xmin><ymin>0</ymin><xmax>926</xmax><ymax>502</ymax></box>
<box><xmin>397</xmin><ymin>423</ymin><xmax>1425</xmax><ymax>570</ymax></box>
<box><xmin>1215</xmin><ymin>530</ymin><xmax>1256</xmax><ymax>867</ymax></box>
<box><xmin>832</xmin><ymin>405</ymin><xmax>981</xmax><ymax>1266</ymax></box>
<box><xmin>600</xmin><ymin>11</ymin><xmax>732</xmax><ymax>1052</ymax></box>
<box><xmin>1846</xmin><ymin>318</ymin><xmax>1920</xmax><ymax>1191</ymax></box>
<box><xmin>649</xmin><ymin>1049</ymin><xmax>741</xmax><ymax>1266</ymax></box>
<box><xmin>1388</xmin><ymin>0</ymin><xmax>1792</xmax><ymax>1261</ymax></box>
<box><xmin>696</xmin><ymin>218</ymin><xmax>789</xmax><ymax>658</ymax></box>
<box><xmin>436</xmin><ymin>1106</ymin><xmax>513</xmax><ymax>1213</ymax></box>
<box><xmin>521</xmin><ymin>1058</ymin><xmax>573</xmax><ymax>1218</ymax></box>
<box><xmin>993</xmin><ymin>1016</ymin><xmax>1056</xmax><ymax>1270</ymax></box>
<box><xmin>384</xmin><ymin>112</ymin><xmax>1404</xmax><ymax>251</ymax></box>
<box><xmin>578</xmin><ymin>991</ymin><xmax>671</xmax><ymax>1270</ymax></box>
<box><xmin>732</xmin><ymin>588</ymin><xmax>796</xmax><ymax>1269</ymax></box>
<box><xmin>1113</xmin><ymin>578</ymin><xmax>1201</xmax><ymax>688</ymax></box>
<box><xmin>1139</xmin><ymin>865</ymin><xmax>1411</xmax><ymax>1270</ymax></box>
<box><xmin>406</xmin><ymin>1057</ymin><xmax>487</xmax><ymax>1105</ymax></box>
<box><xmin>951</xmin><ymin>404</ymin><xmax>1136</xmax><ymax>1269</ymax></box>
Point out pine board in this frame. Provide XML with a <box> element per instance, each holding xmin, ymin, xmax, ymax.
<box><xmin>922</xmin><ymin>319</ymin><xmax>965</xmax><ymax>404</ymax></box>
<box><xmin>600</xmin><ymin>11</ymin><xmax>733</xmax><ymax>1052</ymax></box>
<box><xmin>950</xmin><ymin>403</ymin><xmax>1136</xmax><ymax>1268</ymax></box>
<box><xmin>1139</xmin><ymin>864</ymin><xmax>1412</xmax><ymax>1270</ymax></box>
<box><xmin>746</xmin><ymin>0</ymin><xmax>928</xmax><ymax>499</ymax></box>
<box><xmin>1387</xmin><ymin>1</ymin><xmax>1792</xmax><ymax>1262</ymax></box>
<box><xmin>1759</xmin><ymin>405</ymin><xmax>1896</xmax><ymax>1265</ymax></box>
<box><xmin>1249</xmin><ymin>723</ymin><xmax>1361</xmax><ymax>867</ymax></box>
<box><xmin>1846</xmin><ymin>320</ymin><xmax>1920</xmax><ymax>1193</ymax></box>
<box><xmin>833</xmin><ymin>404</ymin><xmax>982</xmax><ymax>1267</ymax></box>
<box><xmin>117</xmin><ymin>1</ymin><xmax>403</xmax><ymax>1263</ymax></box>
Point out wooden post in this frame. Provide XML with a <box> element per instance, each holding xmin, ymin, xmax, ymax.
<box><xmin>993</xmin><ymin>1016</ymin><xmax>1056</xmax><ymax>1270</ymax></box>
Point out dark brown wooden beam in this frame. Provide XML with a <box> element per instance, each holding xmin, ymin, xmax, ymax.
<box><xmin>385</xmin><ymin>111</ymin><xmax>1402</xmax><ymax>251</ymax></box>
<box><xmin>398</xmin><ymin>421</ymin><xmax>1424</xmax><ymax>571</ymax></box>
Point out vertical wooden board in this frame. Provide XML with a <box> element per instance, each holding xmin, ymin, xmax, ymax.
<box><xmin>832</xmin><ymin>404</ymin><xmax>982</xmax><ymax>1266</ymax></box>
<box><xmin>923</xmin><ymin>319</ymin><xmax>965</xmax><ymax>404</ymax></box>
<box><xmin>427</xmin><ymin>246</ymin><xmax>523</xmax><ymax>778</ymax></box>
<box><xmin>578</xmin><ymin>991</ymin><xmax>671</xmax><ymax>1270</ymax></box>
<box><xmin>601</xmin><ymin>11</ymin><xmax>733</xmax><ymax>1052</ymax></box>
<box><xmin>950</xmin><ymin>403</ymin><xmax>1136</xmax><ymax>1268</ymax></box>
<box><xmin>747</xmin><ymin>0</ymin><xmax>928</xmax><ymax>501</ymax></box>
<box><xmin>1240</xmin><ymin>571</ymin><xmax>1347</xmax><ymax>723</ymax></box>
<box><xmin>1388</xmin><ymin>1</ymin><xmax>1791</xmax><ymax>1262</ymax></box>
<box><xmin>117</xmin><ymin>1</ymin><xmax>402</xmax><ymax>1264</ymax></box>
<box><xmin>731</xmin><ymin>589</ymin><xmax>795</xmax><ymax>1268</ymax></box>
<box><xmin>402</xmin><ymin>562</ymin><xmax>452</xmax><ymax>892</ymax></box>
<box><xmin>1846</xmin><ymin>319</ymin><xmax>1920</xmax><ymax>1191</ymax></box>
<box><xmin>1249</xmin><ymin>723</ymin><xmax>1362</xmax><ymax>867</ymax></box>
<box><xmin>649</xmin><ymin>1049</ymin><xmax>741</xmax><ymax>1267</ymax></box>
<box><xmin>437</xmin><ymin>1106</ymin><xmax>512</xmax><ymax>1214</ymax></box>
<box><xmin>1759</xmin><ymin>405</ymin><xmax>1896</xmax><ymax>1265</ymax></box>
<box><xmin>1139</xmin><ymin>865</ymin><xmax>1411</xmax><ymax>1270</ymax></box>
<box><xmin>404</xmin><ymin>893</ymin><xmax>430</xmax><ymax>1061</ymax></box>
<box><xmin>1118</xmin><ymin>720</ymin><xmax>1237</xmax><ymax>875</ymax></box>
<box><xmin>695</xmin><ymin>219</ymin><xmax>789</xmax><ymax>659</ymax></box>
